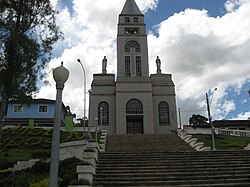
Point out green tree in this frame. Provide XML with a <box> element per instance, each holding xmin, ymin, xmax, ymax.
<box><xmin>189</xmin><ymin>114</ymin><xmax>208</xmax><ymax>126</ymax></box>
<box><xmin>0</xmin><ymin>0</ymin><xmax>62</xmax><ymax>146</ymax></box>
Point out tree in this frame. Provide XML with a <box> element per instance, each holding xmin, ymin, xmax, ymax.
<box><xmin>189</xmin><ymin>114</ymin><xmax>208</xmax><ymax>126</ymax></box>
<box><xmin>0</xmin><ymin>0</ymin><xmax>62</xmax><ymax>145</ymax></box>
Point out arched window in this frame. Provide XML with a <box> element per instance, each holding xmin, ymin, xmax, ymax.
<box><xmin>126</xmin><ymin>99</ymin><xmax>143</xmax><ymax>114</ymax></box>
<box><xmin>158</xmin><ymin>102</ymin><xmax>170</xmax><ymax>125</ymax></box>
<box><xmin>125</xmin><ymin>41</ymin><xmax>140</xmax><ymax>53</ymax></box>
<box><xmin>98</xmin><ymin>102</ymin><xmax>109</xmax><ymax>126</ymax></box>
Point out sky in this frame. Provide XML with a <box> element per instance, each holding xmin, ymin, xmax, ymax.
<box><xmin>37</xmin><ymin>0</ymin><xmax>250</xmax><ymax>125</ymax></box>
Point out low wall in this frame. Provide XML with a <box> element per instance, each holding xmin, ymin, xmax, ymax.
<box><xmin>177</xmin><ymin>130</ymin><xmax>211</xmax><ymax>151</ymax></box>
<box><xmin>218</xmin><ymin>128</ymin><xmax>250</xmax><ymax>137</ymax></box>
<box><xmin>59</xmin><ymin>140</ymin><xmax>87</xmax><ymax>161</ymax></box>
<box><xmin>183</xmin><ymin>126</ymin><xmax>213</xmax><ymax>135</ymax></box>
<box><xmin>9</xmin><ymin>159</ymin><xmax>40</xmax><ymax>171</ymax></box>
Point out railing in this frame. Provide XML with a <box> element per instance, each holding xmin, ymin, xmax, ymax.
<box><xmin>217</xmin><ymin>128</ymin><xmax>250</xmax><ymax>137</ymax></box>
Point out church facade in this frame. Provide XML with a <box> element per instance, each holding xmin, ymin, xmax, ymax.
<box><xmin>88</xmin><ymin>0</ymin><xmax>178</xmax><ymax>135</ymax></box>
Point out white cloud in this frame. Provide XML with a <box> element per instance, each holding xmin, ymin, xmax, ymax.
<box><xmin>50</xmin><ymin>0</ymin><xmax>58</xmax><ymax>8</ymax></box>
<box><xmin>224</xmin><ymin>0</ymin><xmax>245</xmax><ymax>12</ymax></box>
<box><xmin>38</xmin><ymin>0</ymin><xmax>250</xmax><ymax>125</ymax></box>
<box><xmin>233</xmin><ymin>112</ymin><xmax>250</xmax><ymax>120</ymax></box>
<box><xmin>148</xmin><ymin>0</ymin><xmax>250</xmax><ymax>123</ymax></box>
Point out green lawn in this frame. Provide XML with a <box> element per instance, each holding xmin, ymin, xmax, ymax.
<box><xmin>192</xmin><ymin>134</ymin><xmax>250</xmax><ymax>150</ymax></box>
<box><xmin>0</xmin><ymin>127</ymin><xmax>90</xmax><ymax>169</ymax></box>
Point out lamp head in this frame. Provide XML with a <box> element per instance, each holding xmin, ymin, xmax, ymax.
<box><xmin>53</xmin><ymin>61</ymin><xmax>69</xmax><ymax>83</ymax></box>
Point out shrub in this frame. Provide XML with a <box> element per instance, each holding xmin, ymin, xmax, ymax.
<box><xmin>12</xmin><ymin>127</ymin><xmax>25</xmax><ymax>134</ymax></box>
<box><xmin>0</xmin><ymin>171</ymin><xmax>34</xmax><ymax>187</ymax></box>
<box><xmin>70</xmin><ymin>179</ymin><xmax>90</xmax><ymax>185</ymax></box>
<box><xmin>2</xmin><ymin>147</ymin><xmax>8</xmax><ymax>157</ymax></box>
<box><xmin>5</xmin><ymin>144</ymin><xmax>20</xmax><ymax>149</ymax></box>
<box><xmin>31</xmin><ymin>150</ymin><xmax>51</xmax><ymax>159</ymax></box>
<box><xmin>25</xmin><ymin>137</ymin><xmax>43</xmax><ymax>147</ymax></box>
<box><xmin>21</xmin><ymin>128</ymin><xmax>32</xmax><ymax>135</ymax></box>
<box><xmin>43</xmin><ymin>139</ymin><xmax>52</xmax><ymax>148</ymax></box>
<box><xmin>60</xmin><ymin>172</ymin><xmax>77</xmax><ymax>187</ymax></box>
<box><xmin>30</xmin><ymin>161</ymin><xmax>49</xmax><ymax>175</ymax></box>
<box><xmin>0</xmin><ymin>161</ymin><xmax>16</xmax><ymax>170</ymax></box>
<box><xmin>8</xmin><ymin>137</ymin><xmax>25</xmax><ymax>146</ymax></box>
<box><xmin>2</xmin><ymin>137</ymin><xmax>12</xmax><ymax>145</ymax></box>
<box><xmin>29</xmin><ymin>178</ymin><xmax>49</xmax><ymax>187</ymax></box>
<box><xmin>28</xmin><ymin>129</ymin><xmax>44</xmax><ymax>136</ymax></box>
<box><xmin>59</xmin><ymin>157</ymin><xmax>82</xmax><ymax>187</ymax></box>
<box><xmin>43</xmin><ymin>129</ymin><xmax>53</xmax><ymax>137</ymax></box>
<box><xmin>0</xmin><ymin>169</ymin><xmax>13</xmax><ymax>174</ymax></box>
<box><xmin>2</xmin><ymin>128</ymin><xmax>11</xmax><ymax>135</ymax></box>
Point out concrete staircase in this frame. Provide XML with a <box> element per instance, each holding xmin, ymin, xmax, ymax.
<box><xmin>105</xmin><ymin>134</ymin><xmax>195</xmax><ymax>152</ymax></box>
<box><xmin>92</xmin><ymin>134</ymin><xmax>250</xmax><ymax>186</ymax></box>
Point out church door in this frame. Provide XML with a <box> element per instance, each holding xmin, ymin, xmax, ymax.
<box><xmin>126</xmin><ymin>116</ymin><xmax>143</xmax><ymax>134</ymax></box>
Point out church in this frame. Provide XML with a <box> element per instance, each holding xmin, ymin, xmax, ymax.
<box><xmin>88</xmin><ymin>0</ymin><xmax>178</xmax><ymax>135</ymax></box>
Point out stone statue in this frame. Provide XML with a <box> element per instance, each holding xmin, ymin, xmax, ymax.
<box><xmin>156</xmin><ymin>56</ymin><xmax>161</xmax><ymax>74</ymax></box>
<box><xmin>102</xmin><ymin>56</ymin><xmax>107</xmax><ymax>74</ymax></box>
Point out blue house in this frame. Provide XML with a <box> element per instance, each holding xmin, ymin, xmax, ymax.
<box><xmin>4</xmin><ymin>99</ymin><xmax>71</xmax><ymax>128</ymax></box>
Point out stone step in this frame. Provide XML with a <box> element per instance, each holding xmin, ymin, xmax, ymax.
<box><xmin>94</xmin><ymin>173</ymin><xmax>250</xmax><ymax>180</ymax></box>
<box><xmin>100</xmin><ymin>150</ymin><xmax>250</xmax><ymax>155</ymax></box>
<box><xmin>95</xmin><ymin>167</ymin><xmax>250</xmax><ymax>177</ymax></box>
<box><xmin>94</xmin><ymin>169</ymin><xmax>250</xmax><ymax>177</ymax></box>
<box><xmin>97</xmin><ymin>160</ymin><xmax>250</xmax><ymax>166</ymax></box>
<box><xmin>97</xmin><ymin>152</ymin><xmax>250</xmax><ymax>162</ymax></box>
<box><xmin>98</xmin><ymin>153</ymin><xmax>250</xmax><ymax>160</ymax></box>
<box><xmin>93</xmin><ymin>177</ymin><xmax>250</xmax><ymax>186</ymax></box>
<box><xmin>96</xmin><ymin>162</ymin><xmax>250</xmax><ymax>169</ymax></box>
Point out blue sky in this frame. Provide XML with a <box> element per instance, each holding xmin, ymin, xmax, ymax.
<box><xmin>145</xmin><ymin>0</ymin><xmax>229</xmax><ymax>32</ymax></box>
<box><xmin>39</xmin><ymin>0</ymin><xmax>250</xmax><ymax>124</ymax></box>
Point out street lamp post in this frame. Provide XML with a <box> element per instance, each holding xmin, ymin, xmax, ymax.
<box><xmin>49</xmin><ymin>62</ymin><xmax>69</xmax><ymax>187</ymax></box>
<box><xmin>88</xmin><ymin>89</ymin><xmax>93</xmax><ymax>140</ymax></box>
<box><xmin>77</xmin><ymin>59</ymin><xmax>86</xmax><ymax>136</ymax></box>
<box><xmin>206</xmin><ymin>88</ymin><xmax>217</xmax><ymax>151</ymax></box>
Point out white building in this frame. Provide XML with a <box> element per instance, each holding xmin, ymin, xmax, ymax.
<box><xmin>88</xmin><ymin>0</ymin><xmax>177</xmax><ymax>135</ymax></box>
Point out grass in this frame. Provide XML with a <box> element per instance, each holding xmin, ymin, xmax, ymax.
<box><xmin>192</xmin><ymin>134</ymin><xmax>250</xmax><ymax>150</ymax></box>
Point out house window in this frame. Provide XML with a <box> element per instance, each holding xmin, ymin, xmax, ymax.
<box><xmin>39</xmin><ymin>105</ymin><xmax>48</xmax><ymax>113</ymax></box>
<box><xmin>158</xmin><ymin>102</ymin><xmax>170</xmax><ymax>125</ymax></box>
<box><xmin>125</xmin><ymin>56</ymin><xmax>131</xmax><ymax>76</ymax></box>
<box><xmin>125</xmin><ymin>17</ymin><xmax>130</xmax><ymax>23</ymax></box>
<box><xmin>134</xmin><ymin>17</ymin><xmax>138</xmax><ymax>23</ymax></box>
<box><xmin>136</xmin><ymin>56</ymin><xmax>142</xmax><ymax>76</ymax></box>
<box><xmin>98</xmin><ymin>102</ymin><xmax>109</xmax><ymax>126</ymax></box>
<box><xmin>13</xmin><ymin>105</ymin><xmax>23</xmax><ymax>112</ymax></box>
<box><xmin>126</xmin><ymin>99</ymin><xmax>143</xmax><ymax>114</ymax></box>
<box><xmin>125</xmin><ymin>41</ymin><xmax>140</xmax><ymax>53</ymax></box>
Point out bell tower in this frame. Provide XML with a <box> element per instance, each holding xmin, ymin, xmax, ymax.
<box><xmin>117</xmin><ymin>0</ymin><xmax>149</xmax><ymax>80</ymax></box>
<box><xmin>115</xmin><ymin>0</ymin><xmax>154</xmax><ymax>135</ymax></box>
